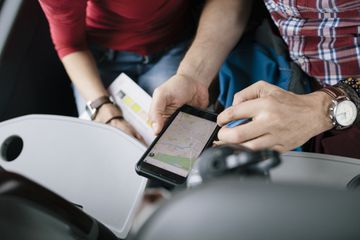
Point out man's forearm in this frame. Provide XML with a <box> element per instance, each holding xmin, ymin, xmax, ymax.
<box><xmin>177</xmin><ymin>0</ymin><xmax>252</xmax><ymax>87</ymax></box>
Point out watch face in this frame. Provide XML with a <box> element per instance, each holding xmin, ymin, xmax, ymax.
<box><xmin>334</xmin><ymin>100</ymin><xmax>357</xmax><ymax>127</ymax></box>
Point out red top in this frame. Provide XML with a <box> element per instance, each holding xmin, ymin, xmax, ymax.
<box><xmin>39</xmin><ymin>0</ymin><xmax>192</xmax><ymax>58</ymax></box>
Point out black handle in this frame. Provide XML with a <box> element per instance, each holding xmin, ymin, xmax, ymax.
<box><xmin>198</xmin><ymin>144</ymin><xmax>281</xmax><ymax>181</ymax></box>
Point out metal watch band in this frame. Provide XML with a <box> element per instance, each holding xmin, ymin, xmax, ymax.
<box><xmin>339</xmin><ymin>77</ymin><xmax>360</xmax><ymax>97</ymax></box>
<box><xmin>335</xmin><ymin>82</ymin><xmax>360</xmax><ymax>126</ymax></box>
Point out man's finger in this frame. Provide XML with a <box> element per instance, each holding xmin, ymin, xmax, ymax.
<box><xmin>217</xmin><ymin>121</ymin><xmax>267</xmax><ymax>144</ymax></box>
<box><xmin>217</xmin><ymin>99</ymin><xmax>260</xmax><ymax>126</ymax></box>
<box><xmin>149</xmin><ymin>88</ymin><xmax>167</xmax><ymax>134</ymax></box>
<box><xmin>232</xmin><ymin>80</ymin><xmax>276</xmax><ymax>105</ymax></box>
<box><xmin>241</xmin><ymin>134</ymin><xmax>277</xmax><ymax>150</ymax></box>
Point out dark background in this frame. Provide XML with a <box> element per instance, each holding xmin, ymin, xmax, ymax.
<box><xmin>0</xmin><ymin>0</ymin><xmax>77</xmax><ymax>122</ymax></box>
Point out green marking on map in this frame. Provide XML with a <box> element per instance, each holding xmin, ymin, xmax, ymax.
<box><xmin>153</xmin><ymin>153</ymin><xmax>193</xmax><ymax>170</ymax></box>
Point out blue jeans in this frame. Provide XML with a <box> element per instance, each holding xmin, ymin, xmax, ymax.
<box><xmin>73</xmin><ymin>40</ymin><xmax>190</xmax><ymax>114</ymax></box>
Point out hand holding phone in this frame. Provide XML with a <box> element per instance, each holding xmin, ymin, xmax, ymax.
<box><xmin>136</xmin><ymin>105</ymin><xmax>220</xmax><ymax>185</ymax></box>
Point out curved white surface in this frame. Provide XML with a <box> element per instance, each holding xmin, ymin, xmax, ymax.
<box><xmin>0</xmin><ymin>115</ymin><xmax>147</xmax><ymax>238</ymax></box>
<box><xmin>276</xmin><ymin>151</ymin><xmax>360</xmax><ymax>188</ymax></box>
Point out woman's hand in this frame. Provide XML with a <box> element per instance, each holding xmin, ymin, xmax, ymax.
<box><xmin>95</xmin><ymin>103</ymin><xmax>144</xmax><ymax>142</ymax></box>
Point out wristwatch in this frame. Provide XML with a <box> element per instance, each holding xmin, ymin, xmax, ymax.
<box><xmin>319</xmin><ymin>86</ymin><xmax>358</xmax><ymax>130</ymax></box>
<box><xmin>86</xmin><ymin>95</ymin><xmax>115</xmax><ymax>120</ymax></box>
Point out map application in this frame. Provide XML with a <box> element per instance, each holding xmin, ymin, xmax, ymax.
<box><xmin>144</xmin><ymin>112</ymin><xmax>218</xmax><ymax>177</ymax></box>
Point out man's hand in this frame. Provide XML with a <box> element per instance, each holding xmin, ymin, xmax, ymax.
<box><xmin>217</xmin><ymin>81</ymin><xmax>334</xmax><ymax>152</ymax></box>
<box><xmin>149</xmin><ymin>74</ymin><xmax>209</xmax><ymax>134</ymax></box>
<box><xmin>148</xmin><ymin>0</ymin><xmax>251</xmax><ymax>135</ymax></box>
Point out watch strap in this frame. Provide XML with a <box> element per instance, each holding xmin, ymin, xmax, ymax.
<box><xmin>89</xmin><ymin>96</ymin><xmax>113</xmax><ymax>109</ymax></box>
<box><xmin>318</xmin><ymin>86</ymin><xmax>347</xmax><ymax>101</ymax></box>
<box><xmin>86</xmin><ymin>96</ymin><xmax>114</xmax><ymax>120</ymax></box>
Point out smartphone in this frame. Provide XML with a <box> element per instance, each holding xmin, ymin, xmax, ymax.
<box><xmin>136</xmin><ymin>105</ymin><xmax>220</xmax><ymax>185</ymax></box>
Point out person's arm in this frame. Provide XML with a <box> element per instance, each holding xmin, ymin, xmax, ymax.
<box><xmin>217</xmin><ymin>81</ymin><xmax>334</xmax><ymax>152</ymax></box>
<box><xmin>177</xmin><ymin>0</ymin><xmax>251</xmax><ymax>87</ymax></box>
<box><xmin>150</xmin><ymin>0</ymin><xmax>252</xmax><ymax>134</ymax></box>
<box><xmin>38</xmin><ymin>0</ymin><xmax>142</xmax><ymax>141</ymax></box>
<box><xmin>61</xmin><ymin>51</ymin><xmax>142</xmax><ymax>140</ymax></box>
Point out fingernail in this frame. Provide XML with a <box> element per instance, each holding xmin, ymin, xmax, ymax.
<box><xmin>152</xmin><ymin>122</ymin><xmax>158</xmax><ymax>131</ymax></box>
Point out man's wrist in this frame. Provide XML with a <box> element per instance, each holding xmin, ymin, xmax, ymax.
<box><xmin>309</xmin><ymin>91</ymin><xmax>335</xmax><ymax>132</ymax></box>
<box><xmin>175</xmin><ymin>72</ymin><xmax>210</xmax><ymax>91</ymax></box>
<box><xmin>177</xmin><ymin>57</ymin><xmax>214</xmax><ymax>88</ymax></box>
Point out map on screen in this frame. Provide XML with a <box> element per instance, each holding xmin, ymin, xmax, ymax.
<box><xmin>144</xmin><ymin>112</ymin><xmax>218</xmax><ymax>177</ymax></box>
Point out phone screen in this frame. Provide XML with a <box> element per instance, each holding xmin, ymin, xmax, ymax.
<box><xmin>143</xmin><ymin>111</ymin><xmax>218</xmax><ymax>177</ymax></box>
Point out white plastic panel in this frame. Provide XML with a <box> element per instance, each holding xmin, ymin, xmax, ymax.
<box><xmin>275</xmin><ymin>151</ymin><xmax>360</xmax><ymax>188</ymax></box>
<box><xmin>0</xmin><ymin>115</ymin><xmax>147</xmax><ymax>238</ymax></box>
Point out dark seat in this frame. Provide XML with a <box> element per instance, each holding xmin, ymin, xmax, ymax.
<box><xmin>2</xmin><ymin>168</ymin><xmax>360</xmax><ymax>240</ymax></box>
<box><xmin>0</xmin><ymin>171</ymin><xmax>117</xmax><ymax>240</ymax></box>
<box><xmin>136</xmin><ymin>177</ymin><xmax>360</xmax><ymax>240</ymax></box>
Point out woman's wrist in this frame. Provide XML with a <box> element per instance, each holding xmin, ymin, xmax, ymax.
<box><xmin>94</xmin><ymin>103</ymin><xmax>123</xmax><ymax>123</ymax></box>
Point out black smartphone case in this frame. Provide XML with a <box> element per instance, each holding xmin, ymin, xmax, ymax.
<box><xmin>135</xmin><ymin>105</ymin><xmax>220</xmax><ymax>185</ymax></box>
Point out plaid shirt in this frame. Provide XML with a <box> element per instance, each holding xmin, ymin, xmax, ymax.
<box><xmin>264</xmin><ymin>0</ymin><xmax>360</xmax><ymax>85</ymax></box>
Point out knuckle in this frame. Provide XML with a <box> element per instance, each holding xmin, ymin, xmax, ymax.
<box><xmin>267</xmin><ymin>94</ymin><xmax>278</xmax><ymax>103</ymax></box>
<box><xmin>233</xmin><ymin>92</ymin><xmax>243</xmax><ymax>102</ymax></box>
<box><xmin>217</xmin><ymin>129</ymin><xmax>226</xmax><ymax>141</ymax></box>
<box><xmin>261</xmin><ymin>97</ymin><xmax>273</xmax><ymax>110</ymax></box>
<box><xmin>262</xmin><ymin>96</ymin><xmax>280</xmax><ymax>111</ymax></box>
<box><xmin>153</xmin><ymin>88</ymin><xmax>161</xmax><ymax>97</ymax></box>
<box><xmin>269</xmin><ymin>89</ymin><xmax>283</xmax><ymax>98</ymax></box>
<box><xmin>225</xmin><ymin>108</ymin><xmax>234</xmax><ymax>118</ymax></box>
<box><xmin>230</xmin><ymin>130</ymin><xmax>245</xmax><ymax>143</ymax></box>
<box><xmin>257</xmin><ymin>80</ymin><xmax>268</xmax><ymax>87</ymax></box>
<box><xmin>233</xmin><ymin>136</ymin><xmax>243</xmax><ymax>144</ymax></box>
<box><xmin>257</xmin><ymin>112</ymin><xmax>273</xmax><ymax>125</ymax></box>
<box><xmin>221</xmin><ymin>108</ymin><xmax>234</xmax><ymax>122</ymax></box>
<box><xmin>153</xmin><ymin>87</ymin><xmax>167</xmax><ymax>98</ymax></box>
